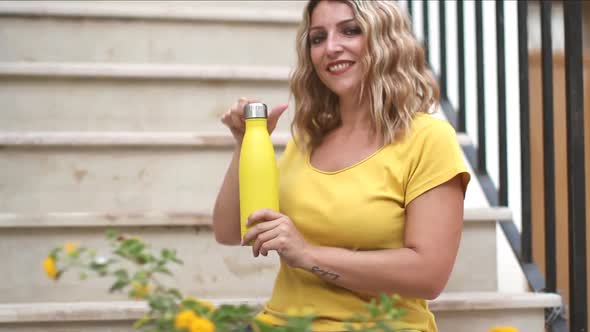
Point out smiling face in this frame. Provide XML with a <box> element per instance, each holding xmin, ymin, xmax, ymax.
<box><xmin>309</xmin><ymin>1</ymin><xmax>366</xmax><ymax>98</ymax></box>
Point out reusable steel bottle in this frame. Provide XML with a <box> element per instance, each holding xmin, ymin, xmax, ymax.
<box><xmin>239</xmin><ymin>102</ymin><xmax>279</xmax><ymax>243</ymax></box>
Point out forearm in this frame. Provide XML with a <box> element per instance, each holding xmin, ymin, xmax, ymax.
<box><xmin>303</xmin><ymin>245</ymin><xmax>446</xmax><ymax>300</ymax></box>
<box><xmin>212</xmin><ymin>148</ymin><xmax>242</xmax><ymax>245</ymax></box>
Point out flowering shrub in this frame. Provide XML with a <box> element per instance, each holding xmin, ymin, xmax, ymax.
<box><xmin>43</xmin><ymin>230</ymin><xmax>406</xmax><ymax>332</ymax></box>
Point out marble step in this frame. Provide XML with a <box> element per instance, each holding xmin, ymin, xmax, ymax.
<box><xmin>0</xmin><ymin>207</ymin><xmax>511</xmax><ymax>303</ymax></box>
<box><xmin>0</xmin><ymin>132</ymin><xmax>289</xmax><ymax>213</ymax></box>
<box><xmin>0</xmin><ymin>131</ymin><xmax>488</xmax><ymax>214</ymax></box>
<box><xmin>0</xmin><ymin>292</ymin><xmax>562</xmax><ymax>332</ymax></box>
<box><xmin>0</xmin><ymin>62</ymin><xmax>292</xmax><ymax>132</ymax></box>
<box><xmin>0</xmin><ymin>1</ymin><xmax>304</xmax><ymax>66</ymax></box>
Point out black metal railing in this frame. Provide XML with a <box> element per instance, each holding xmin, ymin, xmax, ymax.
<box><xmin>406</xmin><ymin>1</ymin><xmax>587</xmax><ymax>331</ymax></box>
<box><xmin>563</xmin><ymin>1</ymin><xmax>588</xmax><ymax>330</ymax></box>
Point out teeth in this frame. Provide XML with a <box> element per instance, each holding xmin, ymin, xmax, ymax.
<box><xmin>329</xmin><ymin>62</ymin><xmax>352</xmax><ymax>72</ymax></box>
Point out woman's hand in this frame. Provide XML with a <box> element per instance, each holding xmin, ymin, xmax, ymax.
<box><xmin>241</xmin><ymin>209</ymin><xmax>312</xmax><ymax>269</ymax></box>
<box><xmin>221</xmin><ymin>97</ymin><xmax>289</xmax><ymax>144</ymax></box>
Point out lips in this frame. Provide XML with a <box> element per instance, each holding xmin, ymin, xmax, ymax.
<box><xmin>327</xmin><ymin>60</ymin><xmax>355</xmax><ymax>74</ymax></box>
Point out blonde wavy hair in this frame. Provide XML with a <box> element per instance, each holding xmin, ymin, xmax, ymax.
<box><xmin>290</xmin><ymin>0</ymin><xmax>440</xmax><ymax>150</ymax></box>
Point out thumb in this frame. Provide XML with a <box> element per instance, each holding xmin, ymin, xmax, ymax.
<box><xmin>267</xmin><ymin>102</ymin><xmax>289</xmax><ymax>132</ymax></box>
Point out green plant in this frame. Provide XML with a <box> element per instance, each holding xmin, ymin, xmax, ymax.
<box><xmin>43</xmin><ymin>230</ymin><xmax>405</xmax><ymax>332</ymax></box>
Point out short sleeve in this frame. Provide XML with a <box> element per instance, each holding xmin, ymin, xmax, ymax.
<box><xmin>404</xmin><ymin>120</ymin><xmax>471</xmax><ymax>206</ymax></box>
<box><xmin>277</xmin><ymin>138</ymin><xmax>296</xmax><ymax>169</ymax></box>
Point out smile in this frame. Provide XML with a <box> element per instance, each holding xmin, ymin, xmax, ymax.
<box><xmin>327</xmin><ymin>61</ymin><xmax>355</xmax><ymax>74</ymax></box>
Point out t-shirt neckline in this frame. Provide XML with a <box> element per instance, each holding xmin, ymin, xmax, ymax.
<box><xmin>306</xmin><ymin>144</ymin><xmax>388</xmax><ymax>175</ymax></box>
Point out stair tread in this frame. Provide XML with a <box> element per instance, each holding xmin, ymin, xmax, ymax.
<box><xmin>0</xmin><ymin>207</ymin><xmax>512</xmax><ymax>228</ymax></box>
<box><xmin>0</xmin><ymin>131</ymin><xmax>291</xmax><ymax>147</ymax></box>
<box><xmin>0</xmin><ymin>62</ymin><xmax>291</xmax><ymax>81</ymax></box>
<box><xmin>0</xmin><ymin>292</ymin><xmax>561</xmax><ymax>323</ymax></box>
<box><xmin>0</xmin><ymin>1</ymin><xmax>303</xmax><ymax>23</ymax></box>
<box><xmin>0</xmin><ymin>132</ymin><xmax>472</xmax><ymax>146</ymax></box>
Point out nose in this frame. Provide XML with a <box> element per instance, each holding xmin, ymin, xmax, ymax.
<box><xmin>325</xmin><ymin>33</ymin><xmax>343</xmax><ymax>57</ymax></box>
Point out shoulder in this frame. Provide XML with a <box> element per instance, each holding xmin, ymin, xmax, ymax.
<box><xmin>278</xmin><ymin>137</ymin><xmax>304</xmax><ymax>168</ymax></box>
<box><xmin>408</xmin><ymin>112</ymin><xmax>457</xmax><ymax>140</ymax></box>
<box><xmin>394</xmin><ymin>112</ymin><xmax>457</xmax><ymax>151</ymax></box>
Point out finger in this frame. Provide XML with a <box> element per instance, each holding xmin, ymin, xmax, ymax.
<box><xmin>247</xmin><ymin>208</ymin><xmax>284</xmax><ymax>227</ymax></box>
<box><xmin>220</xmin><ymin>110</ymin><xmax>232</xmax><ymax>126</ymax></box>
<box><xmin>237</xmin><ymin>97</ymin><xmax>260</xmax><ymax>115</ymax></box>
<box><xmin>229</xmin><ymin>111</ymin><xmax>245</xmax><ymax>132</ymax></box>
<box><xmin>239</xmin><ymin>97</ymin><xmax>260</xmax><ymax>104</ymax></box>
<box><xmin>252</xmin><ymin>227</ymin><xmax>281</xmax><ymax>257</ymax></box>
<box><xmin>242</xmin><ymin>218</ymin><xmax>283</xmax><ymax>245</ymax></box>
<box><xmin>259</xmin><ymin>237</ymin><xmax>285</xmax><ymax>256</ymax></box>
<box><xmin>267</xmin><ymin>103</ymin><xmax>289</xmax><ymax>132</ymax></box>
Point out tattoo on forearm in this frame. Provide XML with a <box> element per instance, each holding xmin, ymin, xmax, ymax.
<box><xmin>311</xmin><ymin>266</ymin><xmax>340</xmax><ymax>280</ymax></box>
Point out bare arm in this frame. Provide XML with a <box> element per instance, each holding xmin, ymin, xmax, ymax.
<box><xmin>212</xmin><ymin>147</ymin><xmax>242</xmax><ymax>245</ymax></box>
<box><xmin>243</xmin><ymin>175</ymin><xmax>465</xmax><ymax>299</ymax></box>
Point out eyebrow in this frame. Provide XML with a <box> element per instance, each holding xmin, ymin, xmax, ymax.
<box><xmin>309</xmin><ymin>18</ymin><xmax>356</xmax><ymax>31</ymax></box>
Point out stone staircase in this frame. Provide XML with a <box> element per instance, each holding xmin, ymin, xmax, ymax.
<box><xmin>0</xmin><ymin>1</ymin><xmax>561</xmax><ymax>331</ymax></box>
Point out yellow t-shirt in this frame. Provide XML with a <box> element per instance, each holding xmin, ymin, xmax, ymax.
<box><xmin>257</xmin><ymin>113</ymin><xmax>470</xmax><ymax>331</ymax></box>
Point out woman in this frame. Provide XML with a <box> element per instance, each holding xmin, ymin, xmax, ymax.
<box><xmin>212</xmin><ymin>1</ymin><xmax>470</xmax><ymax>331</ymax></box>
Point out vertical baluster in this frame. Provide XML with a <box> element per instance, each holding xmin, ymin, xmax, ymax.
<box><xmin>517</xmin><ymin>0</ymin><xmax>532</xmax><ymax>264</ymax></box>
<box><xmin>497</xmin><ymin>0</ymin><xmax>508</xmax><ymax>206</ymax></box>
<box><xmin>540</xmin><ymin>0</ymin><xmax>557</xmax><ymax>294</ymax></box>
<box><xmin>439</xmin><ymin>0</ymin><xmax>447</xmax><ymax>100</ymax></box>
<box><xmin>457</xmin><ymin>0</ymin><xmax>466</xmax><ymax>132</ymax></box>
<box><xmin>475</xmin><ymin>0</ymin><xmax>486</xmax><ymax>174</ymax></box>
<box><xmin>422</xmin><ymin>0</ymin><xmax>430</xmax><ymax>64</ymax></box>
<box><xmin>563</xmin><ymin>1</ymin><xmax>588</xmax><ymax>330</ymax></box>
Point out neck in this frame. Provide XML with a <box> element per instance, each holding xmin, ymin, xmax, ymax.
<box><xmin>337</xmin><ymin>93</ymin><xmax>372</xmax><ymax>133</ymax></box>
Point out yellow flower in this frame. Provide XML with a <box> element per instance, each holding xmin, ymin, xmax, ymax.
<box><xmin>43</xmin><ymin>256</ymin><xmax>58</xmax><ymax>279</ymax></box>
<box><xmin>182</xmin><ymin>297</ymin><xmax>215</xmax><ymax>313</ymax></box>
<box><xmin>190</xmin><ymin>317</ymin><xmax>215</xmax><ymax>332</ymax></box>
<box><xmin>198</xmin><ymin>300</ymin><xmax>215</xmax><ymax>312</ymax></box>
<box><xmin>489</xmin><ymin>327</ymin><xmax>519</xmax><ymax>332</ymax></box>
<box><xmin>175</xmin><ymin>310</ymin><xmax>197</xmax><ymax>330</ymax></box>
<box><xmin>63</xmin><ymin>242</ymin><xmax>79</xmax><ymax>255</ymax></box>
<box><xmin>131</xmin><ymin>281</ymin><xmax>150</xmax><ymax>299</ymax></box>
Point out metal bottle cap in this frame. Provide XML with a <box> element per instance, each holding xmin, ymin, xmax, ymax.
<box><xmin>243</xmin><ymin>102</ymin><xmax>268</xmax><ymax>119</ymax></box>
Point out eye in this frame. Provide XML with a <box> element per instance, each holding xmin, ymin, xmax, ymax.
<box><xmin>343</xmin><ymin>26</ymin><xmax>362</xmax><ymax>36</ymax></box>
<box><xmin>309</xmin><ymin>33</ymin><xmax>326</xmax><ymax>45</ymax></box>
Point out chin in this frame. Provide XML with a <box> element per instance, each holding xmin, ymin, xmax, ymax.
<box><xmin>329</xmin><ymin>85</ymin><xmax>360</xmax><ymax>98</ymax></box>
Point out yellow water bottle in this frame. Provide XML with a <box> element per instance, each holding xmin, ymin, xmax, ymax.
<box><xmin>239</xmin><ymin>102</ymin><xmax>279</xmax><ymax>243</ymax></box>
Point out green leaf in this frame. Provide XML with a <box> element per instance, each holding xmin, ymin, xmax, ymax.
<box><xmin>106</xmin><ymin>229</ymin><xmax>118</xmax><ymax>240</ymax></box>
<box><xmin>136</xmin><ymin>253</ymin><xmax>154</xmax><ymax>265</ymax></box>
<box><xmin>113</xmin><ymin>269</ymin><xmax>129</xmax><ymax>280</ymax></box>
<box><xmin>167</xmin><ymin>288</ymin><xmax>182</xmax><ymax>299</ymax></box>
<box><xmin>153</xmin><ymin>266</ymin><xmax>172</xmax><ymax>276</ymax></box>
<box><xmin>79</xmin><ymin>272</ymin><xmax>88</xmax><ymax>280</ymax></box>
<box><xmin>147</xmin><ymin>296</ymin><xmax>168</xmax><ymax>312</ymax></box>
<box><xmin>161</xmin><ymin>249</ymin><xmax>173</xmax><ymax>260</ymax></box>
<box><xmin>380</xmin><ymin>297</ymin><xmax>392</xmax><ymax>313</ymax></box>
<box><xmin>126</xmin><ymin>240</ymin><xmax>145</xmax><ymax>254</ymax></box>
<box><xmin>366</xmin><ymin>301</ymin><xmax>379</xmax><ymax>318</ymax></box>
<box><xmin>252</xmin><ymin>320</ymin><xmax>280</xmax><ymax>332</ymax></box>
<box><xmin>49</xmin><ymin>247</ymin><xmax>61</xmax><ymax>259</ymax></box>
<box><xmin>132</xmin><ymin>314</ymin><xmax>152</xmax><ymax>329</ymax></box>
<box><xmin>132</xmin><ymin>270</ymin><xmax>149</xmax><ymax>283</ymax></box>
<box><xmin>109</xmin><ymin>279</ymin><xmax>129</xmax><ymax>293</ymax></box>
<box><xmin>376</xmin><ymin>321</ymin><xmax>394</xmax><ymax>332</ymax></box>
<box><xmin>160</xmin><ymin>249</ymin><xmax>183</xmax><ymax>265</ymax></box>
